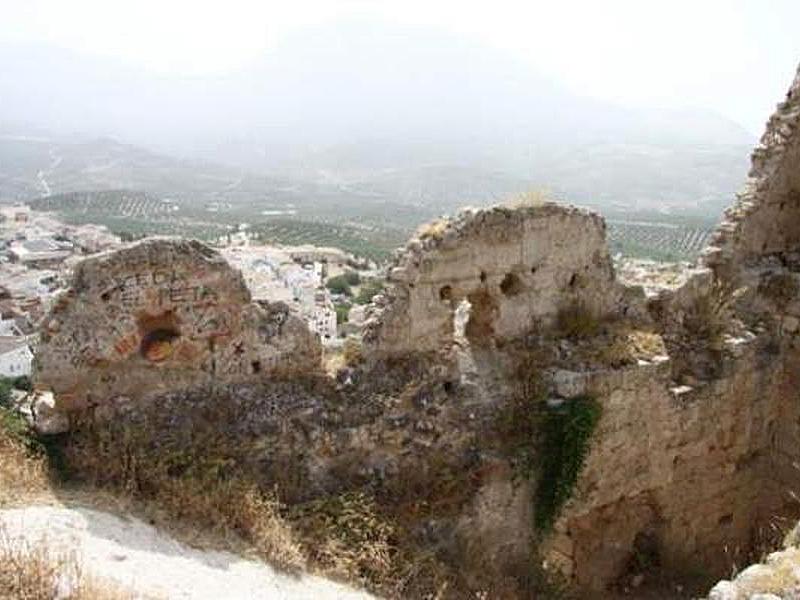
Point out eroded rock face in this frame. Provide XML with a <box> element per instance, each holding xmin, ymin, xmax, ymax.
<box><xmin>364</xmin><ymin>203</ymin><xmax>639</xmax><ymax>356</ymax></box>
<box><xmin>35</xmin><ymin>239</ymin><xmax>320</xmax><ymax>410</ymax></box>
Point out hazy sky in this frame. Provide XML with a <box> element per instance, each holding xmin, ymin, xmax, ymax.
<box><xmin>2</xmin><ymin>0</ymin><xmax>799</xmax><ymax>135</ymax></box>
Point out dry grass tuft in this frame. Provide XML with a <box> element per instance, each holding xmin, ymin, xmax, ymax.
<box><xmin>597</xmin><ymin>328</ymin><xmax>667</xmax><ymax>368</ymax></box>
<box><xmin>416</xmin><ymin>218</ymin><xmax>448</xmax><ymax>240</ymax></box>
<box><xmin>290</xmin><ymin>491</ymin><xmax>394</xmax><ymax>587</ymax></box>
<box><xmin>63</xmin><ymin>407</ymin><xmax>308</xmax><ymax>573</ymax></box>
<box><xmin>758</xmin><ymin>272</ymin><xmax>798</xmax><ymax>310</ymax></box>
<box><xmin>0</xmin><ymin>526</ymin><xmax>135</xmax><ymax>600</ymax></box>
<box><xmin>0</xmin><ymin>420</ymin><xmax>50</xmax><ymax>506</ymax></box>
<box><xmin>343</xmin><ymin>336</ymin><xmax>365</xmax><ymax>367</ymax></box>
<box><xmin>505</xmin><ymin>190</ymin><xmax>551</xmax><ymax>209</ymax></box>
<box><xmin>683</xmin><ymin>279</ymin><xmax>744</xmax><ymax>347</ymax></box>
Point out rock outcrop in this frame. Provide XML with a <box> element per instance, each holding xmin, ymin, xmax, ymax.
<box><xmin>35</xmin><ymin>238</ymin><xmax>320</xmax><ymax>411</ymax></box>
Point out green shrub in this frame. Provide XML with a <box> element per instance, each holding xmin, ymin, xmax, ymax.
<box><xmin>0</xmin><ymin>380</ymin><xmax>11</xmax><ymax>409</ymax></box>
<box><xmin>0</xmin><ymin>402</ymin><xmax>66</xmax><ymax>478</ymax></box>
<box><xmin>355</xmin><ymin>280</ymin><xmax>384</xmax><ymax>305</ymax></box>
<box><xmin>342</xmin><ymin>271</ymin><xmax>361</xmax><ymax>286</ymax></box>
<box><xmin>335</xmin><ymin>303</ymin><xmax>351</xmax><ymax>325</ymax></box>
<box><xmin>9</xmin><ymin>376</ymin><xmax>31</xmax><ymax>392</ymax></box>
<box><xmin>326</xmin><ymin>275</ymin><xmax>353</xmax><ymax>297</ymax></box>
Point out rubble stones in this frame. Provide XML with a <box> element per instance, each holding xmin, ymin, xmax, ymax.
<box><xmin>29</xmin><ymin>390</ymin><xmax>69</xmax><ymax>435</ymax></box>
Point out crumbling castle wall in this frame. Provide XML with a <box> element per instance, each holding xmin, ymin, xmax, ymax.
<box><xmin>705</xmin><ymin>64</ymin><xmax>800</xmax><ymax>280</ymax></box>
<box><xmin>31</xmin><ymin>64</ymin><xmax>800</xmax><ymax>599</ymax></box>
<box><xmin>540</xmin><ymin>343</ymin><xmax>791</xmax><ymax>590</ymax></box>
<box><xmin>543</xmin><ymin>64</ymin><xmax>800</xmax><ymax>593</ymax></box>
<box><xmin>364</xmin><ymin>203</ymin><xmax>635</xmax><ymax>357</ymax></box>
<box><xmin>35</xmin><ymin>238</ymin><xmax>321</xmax><ymax>411</ymax></box>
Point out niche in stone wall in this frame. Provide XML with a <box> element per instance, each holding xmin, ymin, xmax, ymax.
<box><xmin>138</xmin><ymin>312</ymin><xmax>181</xmax><ymax>363</ymax></box>
<box><xmin>500</xmin><ymin>273</ymin><xmax>523</xmax><ymax>297</ymax></box>
<box><xmin>465</xmin><ymin>289</ymin><xmax>498</xmax><ymax>344</ymax></box>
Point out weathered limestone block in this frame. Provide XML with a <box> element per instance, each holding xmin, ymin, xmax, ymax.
<box><xmin>35</xmin><ymin>238</ymin><xmax>321</xmax><ymax>411</ymax></box>
<box><xmin>707</xmin><ymin>546</ymin><xmax>800</xmax><ymax>599</ymax></box>
<box><xmin>364</xmin><ymin>203</ymin><xmax>638</xmax><ymax>356</ymax></box>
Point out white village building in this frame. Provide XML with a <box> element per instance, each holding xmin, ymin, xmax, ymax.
<box><xmin>0</xmin><ymin>337</ymin><xmax>33</xmax><ymax>377</ymax></box>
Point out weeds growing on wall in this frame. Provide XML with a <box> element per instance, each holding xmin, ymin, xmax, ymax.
<box><xmin>498</xmin><ymin>354</ymin><xmax>603</xmax><ymax>533</ymax></box>
<box><xmin>534</xmin><ymin>396</ymin><xmax>602</xmax><ymax>532</ymax></box>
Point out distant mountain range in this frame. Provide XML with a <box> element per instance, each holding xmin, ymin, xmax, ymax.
<box><xmin>0</xmin><ymin>20</ymin><xmax>756</xmax><ymax>223</ymax></box>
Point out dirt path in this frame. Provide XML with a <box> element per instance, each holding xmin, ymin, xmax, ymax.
<box><xmin>0</xmin><ymin>505</ymin><xmax>375</xmax><ymax>600</ymax></box>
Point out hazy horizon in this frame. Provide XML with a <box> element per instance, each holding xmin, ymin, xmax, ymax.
<box><xmin>3</xmin><ymin>0</ymin><xmax>800</xmax><ymax>139</ymax></box>
<box><xmin>1</xmin><ymin>0</ymin><xmax>798</xmax><ymax>262</ymax></box>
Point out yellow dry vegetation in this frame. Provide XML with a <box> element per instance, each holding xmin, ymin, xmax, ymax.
<box><xmin>505</xmin><ymin>189</ymin><xmax>551</xmax><ymax>209</ymax></box>
<box><xmin>597</xmin><ymin>327</ymin><xmax>667</xmax><ymax>368</ymax></box>
<box><xmin>416</xmin><ymin>218</ymin><xmax>448</xmax><ymax>240</ymax></box>
<box><xmin>0</xmin><ymin>526</ymin><xmax>138</xmax><ymax>600</ymax></box>
<box><xmin>0</xmin><ymin>427</ymin><xmax>49</xmax><ymax>507</ymax></box>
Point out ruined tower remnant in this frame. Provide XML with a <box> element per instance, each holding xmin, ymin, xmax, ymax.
<box><xmin>705</xmin><ymin>64</ymin><xmax>800</xmax><ymax>279</ymax></box>
<box><xmin>364</xmin><ymin>203</ymin><xmax>635</xmax><ymax>356</ymax></box>
<box><xmin>36</xmin><ymin>239</ymin><xmax>321</xmax><ymax>410</ymax></box>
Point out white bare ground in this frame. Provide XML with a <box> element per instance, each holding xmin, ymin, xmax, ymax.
<box><xmin>0</xmin><ymin>505</ymin><xmax>376</xmax><ymax>600</ymax></box>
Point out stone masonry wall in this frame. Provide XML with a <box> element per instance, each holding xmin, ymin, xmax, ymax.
<box><xmin>543</xmin><ymin>62</ymin><xmax>800</xmax><ymax>592</ymax></box>
<box><xmin>364</xmin><ymin>203</ymin><xmax>635</xmax><ymax>357</ymax></box>
<box><xmin>541</xmin><ymin>341</ymin><xmax>790</xmax><ymax>590</ymax></box>
<box><xmin>705</xmin><ymin>64</ymin><xmax>800</xmax><ymax>280</ymax></box>
<box><xmin>35</xmin><ymin>238</ymin><xmax>321</xmax><ymax>410</ymax></box>
<box><xmin>30</xmin><ymin>63</ymin><xmax>800</xmax><ymax>598</ymax></box>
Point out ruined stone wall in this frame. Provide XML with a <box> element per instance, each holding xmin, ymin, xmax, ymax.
<box><xmin>30</xmin><ymin>63</ymin><xmax>800</xmax><ymax>598</ymax></box>
<box><xmin>541</xmin><ymin>342</ymin><xmax>789</xmax><ymax>590</ymax></box>
<box><xmin>35</xmin><ymin>238</ymin><xmax>321</xmax><ymax>410</ymax></box>
<box><xmin>364</xmin><ymin>203</ymin><xmax>633</xmax><ymax>357</ymax></box>
<box><xmin>705</xmin><ymin>65</ymin><xmax>800</xmax><ymax>279</ymax></box>
<box><xmin>542</xmin><ymin>63</ymin><xmax>800</xmax><ymax>593</ymax></box>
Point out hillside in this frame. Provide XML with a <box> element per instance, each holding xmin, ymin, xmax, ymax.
<box><xmin>5</xmin><ymin>132</ymin><xmax>729</xmax><ymax>261</ymax></box>
<box><xmin>0</xmin><ymin>23</ymin><xmax>754</xmax><ymax>234</ymax></box>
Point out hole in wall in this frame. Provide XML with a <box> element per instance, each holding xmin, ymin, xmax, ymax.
<box><xmin>440</xmin><ymin>285</ymin><xmax>453</xmax><ymax>301</ymax></box>
<box><xmin>138</xmin><ymin>311</ymin><xmax>181</xmax><ymax>363</ymax></box>
<box><xmin>465</xmin><ymin>289</ymin><xmax>498</xmax><ymax>344</ymax></box>
<box><xmin>140</xmin><ymin>328</ymin><xmax>180</xmax><ymax>362</ymax></box>
<box><xmin>480</xmin><ymin>271</ymin><xmax>487</xmax><ymax>283</ymax></box>
<box><xmin>500</xmin><ymin>273</ymin><xmax>523</xmax><ymax>297</ymax></box>
<box><xmin>632</xmin><ymin>530</ymin><xmax>661</xmax><ymax>570</ymax></box>
<box><xmin>251</xmin><ymin>361</ymin><xmax>261</xmax><ymax>373</ymax></box>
